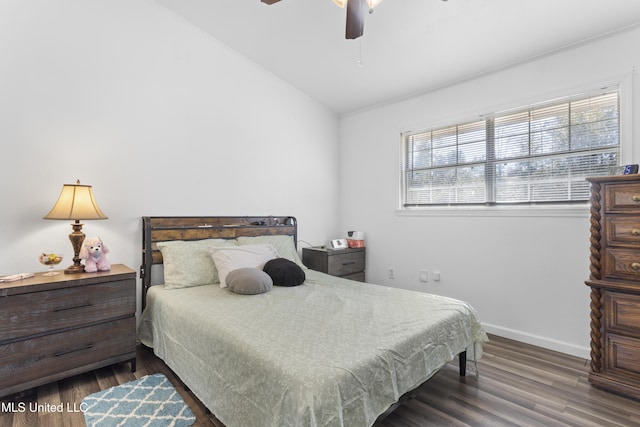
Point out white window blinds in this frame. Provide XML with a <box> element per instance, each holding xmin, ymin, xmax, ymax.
<box><xmin>403</xmin><ymin>89</ymin><xmax>620</xmax><ymax>207</ymax></box>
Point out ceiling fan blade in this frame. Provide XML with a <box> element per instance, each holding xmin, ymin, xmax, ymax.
<box><xmin>346</xmin><ymin>0</ymin><xmax>366</xmax><ymax>39</ymax></box>
<box><xmin>261</xmin><ymin>0</ymin><xmax>281</xmax><ymax>4</ymax></box>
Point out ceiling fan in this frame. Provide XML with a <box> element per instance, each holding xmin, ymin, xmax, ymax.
<box><xmin>261</xmin><ymin>0</ymin><xmax>383</xmax><ymax>40</ymax></box>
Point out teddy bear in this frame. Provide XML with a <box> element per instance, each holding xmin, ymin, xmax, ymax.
<box><xmin>79</xmin><ymin>236</ymin><xmax>111</xmax><ymax>272</ymax></box>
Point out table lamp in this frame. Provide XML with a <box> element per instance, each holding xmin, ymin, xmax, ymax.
<box><xmin>43</xmin><ymin>180</ymin><xmax>108</xmax><ymax>273</ymax></box>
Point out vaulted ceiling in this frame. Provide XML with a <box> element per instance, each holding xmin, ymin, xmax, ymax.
<box><xmin>153</xmin><ymin>0</ymin><xmax>640</xmax><ymax>115</ymax></box>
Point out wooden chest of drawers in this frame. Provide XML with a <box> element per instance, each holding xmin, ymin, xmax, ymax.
<box><xmin>586</xmin><ymin>175</ymin><xmax>640</xmax><ymax>400</ymax></box>
<box><xmin>302</xmin><ymin>247</ymin><xmax>366</xmax><ymax>282</ymax></box>
<box><xmin>0</xmin><ymin>264</ymin><xmax>136</xmax><ymax>397</ymax></box>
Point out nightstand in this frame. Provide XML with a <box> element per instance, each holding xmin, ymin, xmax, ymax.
<box><xmin>303</xmin><ymin>247</ymin><xmax>366</xmax><ymax>282</ymax></box>
<box><xmin>0</xmin><ymin>264</ymin><xmax>136</xmax><ymax>397</ymax></box>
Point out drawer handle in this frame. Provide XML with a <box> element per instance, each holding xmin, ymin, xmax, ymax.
<box><xmin>633</xmin><ymin>195</ymin><xmax>640</xmax><ymax>202</ymax></box>
<box><xmin>53</xmin><ymin>303</ymin><xmax>93</xmax><ymax>313</ymax></box>
<box><xmin>342</xmin><ymin>261</ymin><xmax>355</xmax><ymax>266</ymax></box>
<box><xmin>53</xmin><ymin>343</ymin><xmax>93</xmax><ymax>358</ymax></box>
<box><xmin>632</xmin><ymin>229</ymin><xmax>640</xmax><ymax>236</ymax></box>
<box><xmin>631</xmin><ymin>263</ymin><xmax>640</xmax><ymax>270</ymax></box>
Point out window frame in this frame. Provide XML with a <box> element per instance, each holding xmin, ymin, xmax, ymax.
<box><xmin>397</xmin><ymin>75</ymin><xmax>633</xmax><ymax>218</ymax></box>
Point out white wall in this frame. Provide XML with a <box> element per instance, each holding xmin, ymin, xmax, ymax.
<box><xmin>339</xmin><ymin>25</ymin><xmax>640</xmax><ymax>358</ymax></box>
<box><xmin>3</xmin><ymin>1</ymin><xmax>638</xmax><ymax>360</ymax></box>
<box><xmin>0</xmin><ymin>0</ymin><xmax>340</xmax><ymax>316</ymax></box>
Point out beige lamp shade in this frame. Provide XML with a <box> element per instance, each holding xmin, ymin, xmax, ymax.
<box><xmin>43</xmin><ymin>181</ymin><xmax>108</xmax><ymax>220</ymax></box>
<box><xmin>43</xmin><ymin>180</ymin><xmax>107</xmax><ymax>274</ymax></box>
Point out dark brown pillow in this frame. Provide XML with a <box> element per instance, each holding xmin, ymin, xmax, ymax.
<box><xmin>263</xmin><ymin>258</ymin><xmax>306</xmax><ymax>287</ymax></box>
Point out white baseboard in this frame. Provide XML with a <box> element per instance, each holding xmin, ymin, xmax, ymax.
<box><xmin>482</xmin><ymin>323</ymin><xmax>590</xmax><ymax>360</ymax></box>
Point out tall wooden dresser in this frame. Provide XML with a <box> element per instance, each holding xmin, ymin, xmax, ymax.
<box><xmin>585</xmin><ymin>175</ymin><xmax>640</xmax><ymax>400</ymax></box>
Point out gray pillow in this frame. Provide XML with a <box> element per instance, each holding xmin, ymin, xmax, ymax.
<box><xmin>226</xmin><ymin>268</ymin><xmax>273</xmax><ymax>295</ymax></box>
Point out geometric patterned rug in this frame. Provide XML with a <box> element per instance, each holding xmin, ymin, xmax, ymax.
<box><xmin>81</xmin><ymin>373</ymin><xmax>196</xmax><ymax>427</ymax></box>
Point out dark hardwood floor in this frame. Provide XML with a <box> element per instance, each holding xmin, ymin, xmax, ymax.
<box><xmin>2</xmin><ymin>334</ymin><xmax>639</xmax><ymax>427</ymax></box>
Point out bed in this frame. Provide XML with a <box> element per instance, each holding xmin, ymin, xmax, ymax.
<box><xmin>137</xmin><ymin>216</ymin><xmax>488</xmax><ymax>427</ymax></box>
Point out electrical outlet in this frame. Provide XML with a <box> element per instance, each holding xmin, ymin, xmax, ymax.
<box><xmin>432</xmin><ymin>271</ymin><xmax>441</xmax><ymax>281</ymax></box>
<box><xmin>419</xmin><ymin>269</ymin><xmax>429</xmax><ymax>283</ymax></box>
<box><xmin>388</xmin><ymin>268</ymin><xmax>395</xmax><ymax>279</ymax></box>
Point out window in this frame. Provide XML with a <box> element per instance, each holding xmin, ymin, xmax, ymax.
<box><xmin>402</xmin><ymin>89</ymin><xmax>620</xmax><ymax>207</ymax></box>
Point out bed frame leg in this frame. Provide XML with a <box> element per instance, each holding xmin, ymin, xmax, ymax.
<box><xmin>459</xmin><ymin>351</ymin><xmax>467</xmax><ymax>376</ymax></box>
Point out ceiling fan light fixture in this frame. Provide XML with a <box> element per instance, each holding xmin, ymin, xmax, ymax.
<box><xmin>262</xmin><ymin>0</ymin><xmax>385</xmax><ymax>40</ymax></box>
<box><xmin>333</xmin><ymin>0</ymin><xmax>383</xmax><ymax>8</ymax></box>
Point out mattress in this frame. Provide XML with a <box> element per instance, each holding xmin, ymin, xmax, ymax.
<box><xmin>138</xmin><ymin>269</ymin><xmax>487</xmax><ymax>427</ymax></box>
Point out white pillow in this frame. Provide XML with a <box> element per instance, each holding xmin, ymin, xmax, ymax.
<box><xmin>236</xmin><ymin>235</ymin><xmax>306</xmax><ymax>268</ymax></box>
<box><xmin>210</xmin><ymin>244</ymin><xmax>279</xmax><ymax>288</ymax></box>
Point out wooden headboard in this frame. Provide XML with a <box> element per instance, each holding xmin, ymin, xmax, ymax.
<box><xmin>140</xmin><ymin>216</ymin><xmax>297</xmax><ymax>304</ymax></box>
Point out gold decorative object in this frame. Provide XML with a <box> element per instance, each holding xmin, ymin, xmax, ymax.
<box><xmin>39</xmin><ymin>252</ymin><xmax>64</xmax><ymax>276</ymax></box>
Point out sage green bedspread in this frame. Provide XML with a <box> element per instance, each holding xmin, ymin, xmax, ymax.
<box><xmin>138</xmin><ymin>270</ymin><xmax>487</xmax><ymax>427</ymax></box>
